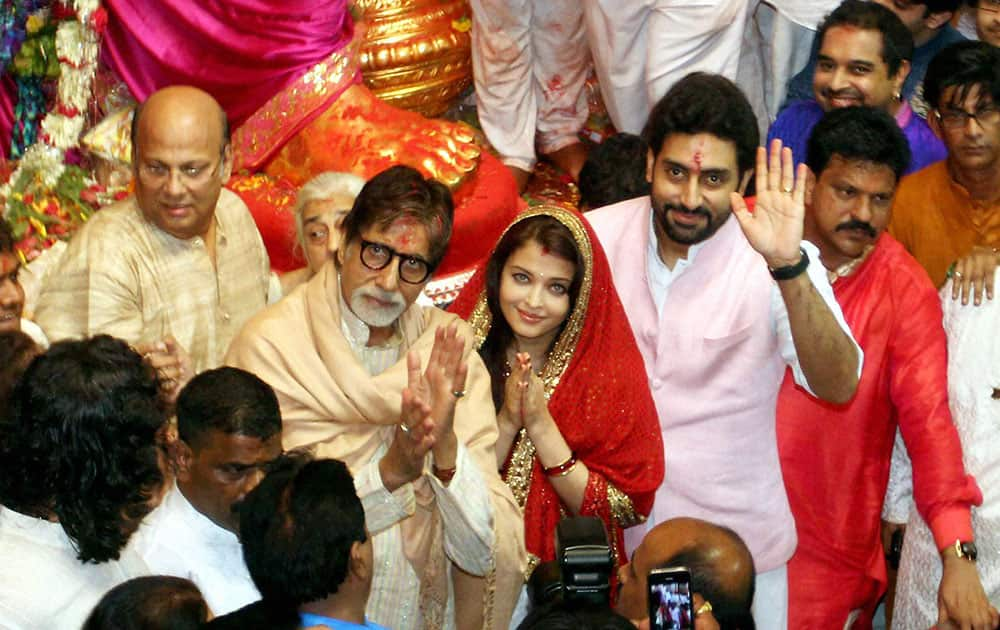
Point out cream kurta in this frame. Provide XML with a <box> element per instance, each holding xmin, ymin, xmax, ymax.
<box><xmin>35</xmin><ymin>189</ymin><xmax>269</xmax><ymax>372</ymax></box>
<box><xmin>225</xmin><ymin>263</ymin><xmax>526</xmax><ymax>630</ymax></box>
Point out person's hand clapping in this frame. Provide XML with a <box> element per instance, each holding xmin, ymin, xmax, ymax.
<box><xmin>379</xmin><ymin>370</ymin><xmax>437</xmax><ymax>492</ymax></box>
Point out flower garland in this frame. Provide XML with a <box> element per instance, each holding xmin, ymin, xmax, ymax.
<box><xmin>1</xmin><ymin>0</ymin><xmax>109</xmax><ymax>262</ymax></box>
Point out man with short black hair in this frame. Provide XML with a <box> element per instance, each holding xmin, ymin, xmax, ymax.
<box><xmin>786</xmin><ymin>0</ymin><xmax>967</xmax><ymax>112</ymax></box>
<box><xmin>227</xmin><ymin>165</ymin><xmax>525</xmax><ymax>629</ymax></box>
<box><xmin>578</xmin><ymin>133</ymin><xmax>650</xmax><ymax>210</ymax></box>
<box><xmin>889</xmin><ymin>40</ymin><xmax>1000</xmax><ymax>289</ymax></box>
<box><xmin>0</xmin><ymin>336</ymin><xmax>167</xmax><ymax>629</ymax></box>
<box><xmin>587</xmin><ymin>72</ymin><xmax>862</xmax><ymax>629</ymax></box>
<box><xmin>778</xmin><ymin>104</ymin><xmax>990</xmax><ymax>628</ymax></box>
<box><xmin>769</xmin><ymin>0</ymin><xmax>947</xmax><ymax>175</ymax></box>
<box><xmin>236</xmin><ymin>455</ymin><xmax>383</xmax><ymax>629</ymax></box>
<box><xmin>136</xmin><ymin>366</ymin><xmax>282</xmax><ymax>616</ymax></box>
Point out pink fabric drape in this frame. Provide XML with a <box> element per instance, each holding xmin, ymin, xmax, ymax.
<box><xmin>100</xmin><ymin>0</ymin><xmax>354</xmax><ymax>126</ymax></box>
<box><xmin>0</xmin><ymin>75</ymin><xmax>14</xmax><ymax>159</ymax></box>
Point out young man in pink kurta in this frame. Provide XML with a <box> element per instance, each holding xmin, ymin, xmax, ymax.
<box><xmin>777</xmin><ymin>106</ymin><xmax>990</xmax><ymax>629</ymax></box>
<box><xmin>586</xmin><ymin>73</ymin><xmax>862</xmax><ymax>630</ymax></box>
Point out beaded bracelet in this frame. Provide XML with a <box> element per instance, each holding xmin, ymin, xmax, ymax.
<box><xmin>543</xmin><ymin>454</ymin><xmax>578</xmax><ymax>477</ymax></box>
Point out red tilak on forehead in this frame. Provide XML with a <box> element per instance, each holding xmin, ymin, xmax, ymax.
<box><xmin>541</xmin><ymin>245</ymin><xmax>551</xmax><ymax>256</ymax></box>
<box><xmin>389</xmin><ymin>216</ymin><xmax>423</xmax><ymax>247</ymax></box>
<box><xmin>691</xmin><ymin>139</ymin><xmax>705</xmax><ymax>173</ymax></box>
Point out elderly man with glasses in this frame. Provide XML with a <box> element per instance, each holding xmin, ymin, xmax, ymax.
<box><xmin>226</xmin><ymin>164</ymin><xmax>526</xmax><ymax>630</ymax></box>
<box><xmin>35</xmin><ymin>85</ymin><xmax>271</xmax><ymax>380</ymax></box>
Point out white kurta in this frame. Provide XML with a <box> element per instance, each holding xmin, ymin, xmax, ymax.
<box><xmin>891</xmin><ymin>274</ymin><xmax>1000</xmax><ymax>627</ymax></box>
<box><xmin>0</xmin><ymin>505</ymin><xmax>149</xmax><ymax>629</ymax></box>
<box><xmin>135</xmin><ymin>483</ymin><xmax>260</xmax><ymax>616</ymax></box>
<box><xmin>582</xmin><ymin>0</ymin><xmax>750</xmax><ymax>134</ymax></box>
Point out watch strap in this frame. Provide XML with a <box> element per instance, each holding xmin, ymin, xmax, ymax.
<box><xmin>768</xmin><ymin>247</ymin><xmax>810</xmax><ymax>281</ymax></box>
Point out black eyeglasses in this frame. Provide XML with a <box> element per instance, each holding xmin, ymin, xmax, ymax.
<box><xmin>935</xmin><ymin>105</ymin><xmax>1000</xmax><ymax>131</ymax></box>
<box><xmin>359</xmin><ymin>239</ymin><xmax>433</xmax><ymax>284</ymax></box>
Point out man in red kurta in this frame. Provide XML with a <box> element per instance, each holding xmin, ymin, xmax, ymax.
<box><xmin>777</xmin><ymin>106</ymin><xmax>989</xmax><ymax>629</ymax></box>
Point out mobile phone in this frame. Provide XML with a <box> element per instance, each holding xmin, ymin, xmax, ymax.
<box><xmin>647</xmin><ymin>566</ymin><xmax>695</xmax><ymax>630</ymax></box>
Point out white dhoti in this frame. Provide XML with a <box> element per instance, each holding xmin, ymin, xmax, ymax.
<box><xmin>470</xmin><ymin>0</ymin><xmax>590</xmax><ymax>172</ymax></box>
<box><xmin>582</xmin><ymin>0</ymin><xmax>750</xmax><ymax>135</ymax></box>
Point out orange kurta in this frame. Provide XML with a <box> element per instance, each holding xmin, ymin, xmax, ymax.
<box><xmin>889</xmin><ymin>161</ymin><xmax>1000</xmax><ymax>287</ymax></box>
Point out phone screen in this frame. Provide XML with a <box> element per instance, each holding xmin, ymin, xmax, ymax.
<box><xmin>647</xmin><ymin>567</ymin><xmax>694</xmax><ymax>630</ymax></box>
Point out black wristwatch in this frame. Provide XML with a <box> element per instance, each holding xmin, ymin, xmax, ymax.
<box><xmin>768</xmin><ymin>247</ymin><xmax>810</xmax><ymax>281</ymax></box>
<box><xmin>947</xmin><ymin>539</ymin><xmax>978</xmax><ymax>562</ymax></box>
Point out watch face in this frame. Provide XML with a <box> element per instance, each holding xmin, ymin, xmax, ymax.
<box><xmin>962</xmin><ymin>542</ymin><xmax>979</xmax><ymax>561</ymax></box>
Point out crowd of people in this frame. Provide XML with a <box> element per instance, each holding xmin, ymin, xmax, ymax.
<box><xmin>1</xmin><ymin>0</ymin><xmax>1000</xmax><ymax>629</ymax></box>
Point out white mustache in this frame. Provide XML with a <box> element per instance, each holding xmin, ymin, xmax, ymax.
<box><xmin>359</xmin><ymin>287</ymin><xmax>405</xmax><ymax>308</ymax></box>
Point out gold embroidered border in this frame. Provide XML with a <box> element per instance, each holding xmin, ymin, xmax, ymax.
<box><xmin>524</xmin><ymin>552</ymin><xmax>542</xmax><ymax>583</ymax></box>
<box><xmin>232</xmin><ymin>40</ymin><xmax>361</xmax><ymax>171</ymax></box>
<box><xmin>503</xmin><ymin>428</ymin><xmax>536</xmax><ymax>509</ymax></box>
<box><xmin>607</xmin><ymin>482</ymin><xmax>643</xmax><ymax>528</ymax></box>
<box><xmin>467</xmin><ymin>205</ymin><xmax>594</xmax><ymax>398</ymax></box>
<box><xmin>482</xmin><ymin>207</ymin><xmax>596</xmax><ymax>528</ymax></box>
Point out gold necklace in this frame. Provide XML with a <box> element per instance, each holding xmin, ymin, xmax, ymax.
<box><xmin>827</xmin><ymin>244</ymin><xmax>874</xmax><ymax>284</ymax></box>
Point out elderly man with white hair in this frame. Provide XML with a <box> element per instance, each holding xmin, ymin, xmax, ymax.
<box><xmin>280</xmin><ymin>171</ymin><xmax>366</xmax><ymax>295</ymax></box>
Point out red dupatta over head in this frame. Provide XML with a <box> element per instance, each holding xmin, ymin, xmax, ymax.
<box><xmin>449</xmin><ymin>206</ymin><xmax>664</xmax><ymax>570</ymax></box>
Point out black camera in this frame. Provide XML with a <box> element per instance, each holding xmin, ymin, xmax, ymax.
<box><xmin>527</xmin><ymin>516</ymin><xmax>614</xmax><ymax>607</ymax></box>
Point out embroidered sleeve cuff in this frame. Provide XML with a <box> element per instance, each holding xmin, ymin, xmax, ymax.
<box><xmin>606</xmin><ymin>482</ymin><xmax>643</xmax><ymax>528</ymax></box>
<box><xmin>430</xmin><ymin>445</ymin><xmax>495</xmax><ymax>574</ymax></box>
<box><xmin>356</xmin><ymin>458</ymin><xmax>415</xmax><ymax>534</ymax></box>
<box><xmin>930</xmin><ymin>506</ymin><xmax>975</xmax><ymax>553</ymax></box>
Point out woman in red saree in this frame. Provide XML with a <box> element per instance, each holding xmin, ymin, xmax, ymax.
<box><xmin>449</xmin><ymin>205</ymin><xmax>664</xmax><ymax>576</ymax></box>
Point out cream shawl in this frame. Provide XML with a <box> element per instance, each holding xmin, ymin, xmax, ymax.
<box><xmin>225</xmin><ymin>262</ymin><xmax>525</xmax><ymax>629</ymax></box>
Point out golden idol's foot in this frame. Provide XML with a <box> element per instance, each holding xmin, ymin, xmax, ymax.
<box><xmin>264</xmin><ymin>83</ymin><xmax>480</xmax><ymax>188</ymax></box>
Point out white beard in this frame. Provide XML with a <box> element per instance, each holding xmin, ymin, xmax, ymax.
<box><xmin>350</xmin><ymin>287</ymin><xmax>407</xmax><ymax>328</ymax></box>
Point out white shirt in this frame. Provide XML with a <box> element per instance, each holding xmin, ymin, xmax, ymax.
<box><xmin>19</xmin><ymin>318</ymin><xmax>47</xmax><ymax>348</ymax></box>
<box><xmin>644</xmin><ymin>214</ymin><xmax>862</xmax><ymax>394</ymax></box>
<box><xmin>339</xmin><ymin>299</ymin><xmax>496</xmax><ymax>630</ymax></box>
<box><xmin>134</xmin><ymin>483</ymin><xmax>260</xmax><ymax>616</ymax></box>
<box><xmin>0</xmin><ymin>505</ymin><xmax>149</xmax><ymax>629</ymax></box>
<box><xmin>767</xmin><ymin>0</ymin><xmax>842</xmax><ymax>29</ymax></box>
